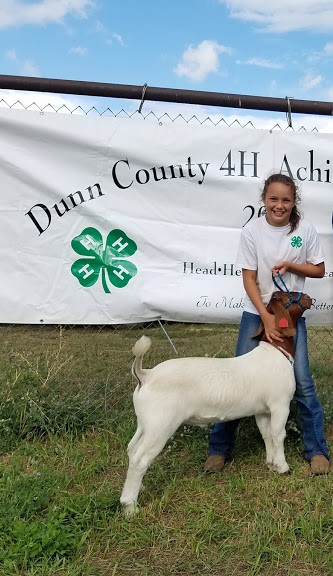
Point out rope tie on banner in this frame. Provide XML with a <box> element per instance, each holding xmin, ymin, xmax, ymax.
<box><xmin>138</xmin><ymin>83</ymin><xmax>148</xmax><ymax>114</ymax></box>
<box><xmin>285</xmin><ymin>96</ymin><xmax>293</xmax><ymax>128</ymax></box>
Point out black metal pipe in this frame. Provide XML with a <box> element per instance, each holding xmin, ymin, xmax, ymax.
<box><xmin>0</xmin><ymin>74</ymin><xmax>333</xmax><ymax>117</ymax></box>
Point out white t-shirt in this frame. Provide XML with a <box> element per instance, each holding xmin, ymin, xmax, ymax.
<box><xmin>236</xmin><ymin>216</ymin><xmax>325</xmax><ymax>314</ymax></box>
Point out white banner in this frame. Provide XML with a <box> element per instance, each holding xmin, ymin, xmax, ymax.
<box><xmin>1</xmin><ymin>108</ymin><xmax>332</xmax><ymax>325</ymax></box>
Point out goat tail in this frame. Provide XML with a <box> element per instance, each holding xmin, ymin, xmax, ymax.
<box><xmin>132</xmin><ymin>335</ymin><xmax>151</xmax><ymax>387</ymax></box>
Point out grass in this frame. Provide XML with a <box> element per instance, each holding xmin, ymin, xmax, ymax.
<box><xmin>0</xmin><ymin>322</ymin><xmax>332</xmax><ymax>576</ymax></box>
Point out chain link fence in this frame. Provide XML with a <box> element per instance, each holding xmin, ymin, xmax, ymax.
<box><xmin>1</xmin><ymin>98</ymin><xmax>332</xmax><ymax>451</ymax></box>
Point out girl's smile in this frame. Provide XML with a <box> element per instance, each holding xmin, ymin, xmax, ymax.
<box><xmin>264</xmin><ymin>181</ymin><xmax>295</xmax><ymax>227</ymax></box>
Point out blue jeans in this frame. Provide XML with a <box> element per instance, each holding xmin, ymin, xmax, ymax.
<box><xmin>208</xmin><ymin>311</ymin><xmax>329</xmax><ymax>461</ymax></box>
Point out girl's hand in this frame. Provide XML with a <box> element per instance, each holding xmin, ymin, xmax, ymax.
<box><xmin>273</xmin><ymin>261</ymin><xmax>325</xmax><ymax>279</ymax></box>
<box><xmin>263</xmin><ymin>311</ymin><xmax>284</xmax><ymax>343</ymax></box>
<box><xmin>272</xmin><ymin>261</ymin><xmax>290</xmax><ymax>277</ymax></box>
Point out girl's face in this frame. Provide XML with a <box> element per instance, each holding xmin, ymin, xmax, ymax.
<box><xmin>263</xmin><ymin>182</ymin><xmax>295</xmax><ymax>227</ymax></box>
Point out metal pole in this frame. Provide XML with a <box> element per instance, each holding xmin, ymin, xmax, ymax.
<box><xmin>0</xmin><ymin>74</ymin><xmax>333</xmax><ymax>116</ymax></box>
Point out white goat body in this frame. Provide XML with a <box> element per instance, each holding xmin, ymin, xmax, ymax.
<box><xmin>121</xmin><ymin>336</ymin><xmax>296</xmax><ymax>516</ymax></box>
<box><xmin>132</xmin><ymin>338</ymin><xmax>294</xmax><ymax>425</ymax></box>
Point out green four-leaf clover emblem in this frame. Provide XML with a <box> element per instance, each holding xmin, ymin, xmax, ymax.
<box><xmin>71</xmin><ymin>227</ymin><xmax>137</xmax><ymax>293</ymax></box>
<box><xmin>291</xmin><ymin>235</ymin><xmax>302</xmax><ymax>248</ymax></box>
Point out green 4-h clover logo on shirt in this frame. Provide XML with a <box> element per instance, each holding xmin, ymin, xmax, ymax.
<box><xmin>291</xmin><ymin>235</ymin><xmax>302</xmax><ymax>248</ymax></box>
<box><xmin>71</xmin><ymin>227</ymin><xmax>137</xmax><ymax>293</ymax></box>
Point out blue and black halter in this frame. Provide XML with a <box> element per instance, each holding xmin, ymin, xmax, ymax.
<box><xmin>272</xmin><ymin>271</ymin><xmax>305</xmax><ymax>311</ymax></box>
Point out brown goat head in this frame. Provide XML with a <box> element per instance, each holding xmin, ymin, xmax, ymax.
<box><xmin>252</xmin><ymin>291</ymin><xmax>312</xmax><ymax>339</ymax></box>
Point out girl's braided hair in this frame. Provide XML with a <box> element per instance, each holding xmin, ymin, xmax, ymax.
<box><xmin>261</xmin><ymin>173</ymin><xmax>301</xmax><ymax>234</ymax></box>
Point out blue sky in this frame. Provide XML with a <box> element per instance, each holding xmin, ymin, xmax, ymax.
<box><xmin>1</xmin><ymin>0</ymin><xmax>333</xmax><ymax>130</ymax></box>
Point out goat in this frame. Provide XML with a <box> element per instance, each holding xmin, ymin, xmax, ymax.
<box><xmin>120</xmin><ymin>291</ymin><xmax>312</xmax><ymax>516</ymax></box>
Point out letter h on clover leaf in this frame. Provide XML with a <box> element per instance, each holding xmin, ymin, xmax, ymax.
<box><xmin>71</xmin><ymin>227</ymin><xmax>137</xmax><ymax>293</ymax></box>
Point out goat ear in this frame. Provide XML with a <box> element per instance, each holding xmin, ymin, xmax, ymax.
<box><xmin>251</xmin><ymin>300</ymin><xmax>275</xmax><ymax>338</ymax></box>
<box><xmin>251</xmin><ymin>301</ymin><xmax>273</xmax><ymax>338</ymax></box>
<box><xmin>251</xmin><ymin>322</ymin><xmax>264</xmax><ymax>338</ymax></box>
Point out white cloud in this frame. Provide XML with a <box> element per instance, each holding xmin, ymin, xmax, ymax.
<box><xmin>21</xmin><ymin>60</ymin><xmax>40</xmax><ymax>77</ymax></box>
<box><xmin>175</xmin><ymin>40</ymin><xmax>232</xmax><ymax>82</ymax></box>
<box><xmin>0</xmin><ymin>0</ymin><xmax>95</xmax><ymax>29</ymax></box>
<box><xmin>111</xmin><ymin>33</ymin><xmax>124</xmax><ymax>46</ymax></box>
<box><xmin>106</xmin><ymin>33</ymin><xmax>125</xmax><ymax>46</ymax></box>
<box><xmin>5</xmin><ymin>48</ymin><xmax>18</xmax><ymax>61</ymax></box>
<box><xmin>327</xmin><ymin>86</ymin><xmax>333</xmax><ymax>98</ymax></box>
<box><xmin>94</xmin><ymin>20</ymin><xmax>124</xmax><ymax>46</ymax></box>
<box><xmin>237</xmin><ymin>57</ymin><xmax>283</xmax><ymax>69</ymax></box>
<box><xmin>95</xmin><ymin>20</ymin><xmax>105</xmax><ymax>32</ymax></box>
<box><xmin>4</xmin><ymin>49</ymin><xmax>40</xmax><ymax>76</ymax></box>
<box><xmin>220</xmin><ymin>1</ymin><xmax>333</xmax><ymax>32</ymax></box>
<box><xmin>69</xmin><ymin>45</ymin><xmax>87</xmax><ymax>55</ymax></box>
<box><xmin>300</xmin><ymin>71</ymin><xmax>322</xmax><ymax>90</ymax></box>
<box><xmin>305</xmin><ymin>42</ymin><xmax>333</xmax><ymax>64</ymax></box>
<box><xmin>324</xmin><ymin>42</ymin><xmax>333</xmax><ymax>53</ymax></box>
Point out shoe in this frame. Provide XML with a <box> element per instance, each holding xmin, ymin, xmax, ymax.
<box><xmin>310</xmin><ymin>455</ymin><xmax>330</xmax><ymax>475</ymax></box>
<box><xmin>204</xmin><ymin>454</ymin><xmax>226</xmax><ymax>472</ymax></box>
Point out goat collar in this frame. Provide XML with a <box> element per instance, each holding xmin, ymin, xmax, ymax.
<box><xmin>272</xmin><ymin>272</ymin><xmax>306</xmax><ymax>311</ymax></box>
<box><xmin>271</xmin><ymin>344</ymin><xmax>294</xmax><ymax>366</ymax></box>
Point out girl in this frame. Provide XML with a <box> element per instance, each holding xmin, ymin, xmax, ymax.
<box><xmin>205</xmin><ymin>173</ymin><xmax>329</xmax><ymax>475</ymax></box>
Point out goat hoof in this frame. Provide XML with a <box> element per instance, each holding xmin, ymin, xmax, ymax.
<box><xmin>122</xmin><ymin>503</ymin><xmax>139</xmax><ymax>518</ymax></box>
<box><xmin>267</xmin><ymin>462</ymin><xmax>290</xmax><ymax>474</ymax></box>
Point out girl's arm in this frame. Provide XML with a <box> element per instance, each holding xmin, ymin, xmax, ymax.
<box><xmin>242</xmin><ymin>269</ymin><xmax>284</xmax><ymax>343</ymax></box>
<box><xmin>272</xmin><ymin>261</ymin><xmax>325</xmax><ymax>278</ymax></box>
